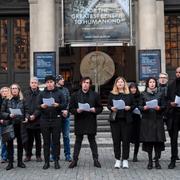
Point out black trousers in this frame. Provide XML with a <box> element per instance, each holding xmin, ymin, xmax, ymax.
<box><xmin>110</xmin><ymin>119</ymin><xmax>131</xmax><ymax>160</ymax></box>
<box><xmin>73</xmin><ymin>134</ymin><xmax>98</xmax><ymax>161</ymax></box>
<box><xmin>24</xmin><ymin>128</ymin><xmax>41</xmax><ymax>157</ymax></box>
<box><xmin>41</xmin><ymin>126</ymin><xmax>61</xmax><ymax>163</ymax></box>
<box><xmin>169</xmin><ymin>112</ymin><xmax>180</xmax><ymax>161</ymax></box>
<box><xmin>7</xmin><ymin>123</ymin><xmax>23</xmax><ymax>163</ymax></box>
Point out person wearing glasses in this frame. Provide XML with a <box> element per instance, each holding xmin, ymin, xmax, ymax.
<box><xmin>1</xmin><ymin>84</ymin><xmax>29</xmax><ymax>170</ymax></box>
<box><xmin>167</xmin><ymin>67</ymin><xmax>180</xmax><ymax>169</ymax></box>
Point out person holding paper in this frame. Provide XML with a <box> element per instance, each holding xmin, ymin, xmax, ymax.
<box><xmin>69</xmin><ymin>77</ymin><xmax>103</xmax><ymax>168</ymax></box>
<box><xmin>166</xmin><ymin>67</ymin><xmax>180</xmax><ymax>169</ymax></box>
<box><xmin>23</xmin><ymin>77</ymin><xmax>42</xmax><ymax>162</ymax></box>
<box><xmin>38</xmin><ymin>75</ymin><xmax>66</xmax><ymax>170</ymax></box>
<box><xmin>1</xmin><ymin>83</ymin><xmax>29</xmax><ymax>170</ymax></box>
<box><xmin>139</xmin><ymin>77</ymin><xmax>166</xmax><ymax>170</ymax></box>
<box><xmin>129</xmin><ymin>82</ymin><xmax>141</xmax><ymax>162</ymax></box>
<box><xmin>107</xmin><ymin>77</ymin><xmax>135</xmax><ymax>169</ymax></box>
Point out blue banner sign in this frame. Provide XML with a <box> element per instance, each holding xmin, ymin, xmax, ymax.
<box><xmin>139</xmin><ymin>49</ymin><xmax>161</xmax><ymax>80</ymax></box>
<box><xmin>34</xmin><ymin>52</ymin><xmax>56</xmax><ymax>83</ymax></box>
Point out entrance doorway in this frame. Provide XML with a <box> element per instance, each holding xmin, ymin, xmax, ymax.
<box><xmin>0</xmin><ymin>17</ymin><xmax>30</xmax><ymax>89</ymax></box>
<box><xmin>59</xmin><ymin>46</ymin><xmax>136</xmax><ymax>104</ymax></box>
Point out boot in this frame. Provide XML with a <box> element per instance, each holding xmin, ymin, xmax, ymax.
<box><xmin>147</xmin><ymin>152</ymin><xmax>153</xmax><ymax>170</ymax></box>
<box><xmin>6</xmin><ymin>163</ymin><xmax>14</xmax><ymax>170</ymax></box>
<box><xmin>43</xmin><ymin>162</ymin><xmax>50</xmax><ymax>170</ymax></box>
<box><xmin>69</xmin><ymin>160</ymin><xmax>77</xmax><ymax>168</ymax></box>
<box><xmin>168</xmin><ymin>161</ymin><xmax>176</xmax><ymax>169</ymax></box>
<box><xmin>94</xmin><ymin>159</ymin><xmax>101</xmax><ymax>168</ymax></box>
<box><xmin>17</xmin><ymin>161</ymin><xmax>26</xmax><ymax>168</ymax></box>
<box><xmin>54</xmin><ymin>160</ymin><xmax>60</xmax><ymax>169</ymax></box>
<box><xmin>155</xmin><ymin>160</ymin><xmax>161</xmax><ymax>169</ymax></box>
<box><xmin>133</xmin><ymin>154</ymin><xmax>138</xmax><ymax>162</ymax></box>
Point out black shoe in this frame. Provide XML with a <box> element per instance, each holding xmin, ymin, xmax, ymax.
<box><xmin>69</xmin><ymin>160</ymin><xmax>77</xmax><ymax>168</ymax></box>
<box><xmin>168</xmin><ymin>161</ymin><xmax>176</xmax><ymax>169</ymax></box>
<box><xmin>133</xmin><ymin>155</ymin><xmax>138</xmax><ymax>162</ymax></box>
<box><xmin>54</xmin><ymin>161</ymin><xmax>60</xmax><ymax>169</ymax></box>
<box><xmin>94</xmin><ymin>159</ymin><xmax>101</xmax><ymax>168</ymax></box>
<box><xmin>147</xmin><ymin>162</ymin><xmax>153</xmax><ymax>169</ymax></box>
<box><xmin>155</xmin><ymin>161</ymin><xmax>161</xmax><ymax>169</ymax></box>
<box><xmin>6</xmin><ymin>163</ymin><xmax>13</xmax><ymax>170</ymax></box>
<box><xmin>43</xmin><ymin>162</ymin><xmax>50</xmax><ymax>170</ymax></box>
<box><xmin>17</xmin><ymin>162</ymin><xmax>26</xmax><ymax>168</ymax></box>
<box><xmin>176</xmin><ymin>156</ymin><xmax>180</xmax><ymax>160</ymax></box>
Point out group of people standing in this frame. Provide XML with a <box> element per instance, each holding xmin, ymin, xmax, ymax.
<box><xmin>0</xmin><ymin>67</ymin><xmax>180</xmax><ymax>171</ymax></box>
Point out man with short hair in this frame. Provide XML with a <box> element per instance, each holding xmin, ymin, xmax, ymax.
<box><xmin>56</xmin><ymin>75</ymin><xmax>72</xmax><ymax>162</ymax></box>
<box><xmin>167</xmin><ymin>67</ymin><xmax>180</xmax><ymax>169</ymax></box>
<box><xmin>23</xmin><ymin>77</ymin><xmax>42</xmax><ymax>162</ymax></box>
<box><xmin>69</xmin><ymin>77</ymin><xmax>103</xmax><ymax>168</ymax></box>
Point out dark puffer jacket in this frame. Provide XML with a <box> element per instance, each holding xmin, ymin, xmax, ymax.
<box><xmin>38</xmin><ymin>87</ymin><xmax>66</xmax><ymax>127</ymax></box>
<box><xmin>1</xmin><ymin>96</ymin><xmax>29</xmax><ymax>124</ymax></box>
<box><xmin>139</xmin><ymin>90</ymin><xmax>166</xmax><ymax>142</ymax></box>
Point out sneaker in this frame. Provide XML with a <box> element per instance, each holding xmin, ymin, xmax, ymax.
<box><xmin>122</xmin><ymin>160</ymin><xmax>129</xmax><ymax>169</ymax></box>
<box><xmin>114</xmin><ymin>159</ymin><xmax>121</xmax><ymax>169</ymax></box>
<box><xmin>1</xmin><ymin>159</ymin><xmax>7</xmax><ymax>163</ymax></box>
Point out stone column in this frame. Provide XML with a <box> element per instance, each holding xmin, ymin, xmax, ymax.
<box><xmin>29</xmin><ymin>0</ymin><xmax>38</xmax><ymax>78</ymax></box>
<box><xmin>37</xmin><ymin>0</ymin><xmax>56</xmax><ymax>51</ymax></box>
<box><xmin>138</xmin><ymin>0</ymin><xmax>157</xmax><ymax>49</ymax></box>
<box><xmin>156</xmin><ymin>0</ymin><xmax>166</xmax><ymax>73</ymax></box>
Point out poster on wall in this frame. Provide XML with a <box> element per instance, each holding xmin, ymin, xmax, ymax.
<box><xmin>34</xmin><ymin>52</ymin><xmax>56</xmax><ymax>83</ymax></box>
<box><xmin>64</xmin><ymin>0</ymin><xmax>130</xmax><ymax>43</ymax></box>
<box><xmin>139</xmin><ymin>49</ymin><xmax>161</xmax><ymax>81</ymax></box>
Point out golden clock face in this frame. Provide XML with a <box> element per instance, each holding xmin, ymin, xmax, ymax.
<box><xmin>80</xmin><ymin>51</ymin><xmax>115</xmax><ymax>85</ymax></box>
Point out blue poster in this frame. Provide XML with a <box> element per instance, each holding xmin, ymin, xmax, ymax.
<box><xmin>139</xmin><ymin>50</ymin><xmax>161</xmax><ymax>80</ymax></box>
<box><xmin>34</xmin><ymin>52</ymin><xmax>56</xmax><ymax>83</ymax></box>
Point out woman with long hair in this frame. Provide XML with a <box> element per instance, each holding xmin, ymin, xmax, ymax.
<box><xmin>1</xmin><ymin>83</ymin><xmax>29</xmax><ymax>170</ymax></box>
<box><xmin>139</xmin><ymin>77</ymin><xmax>166</xmax><ymax>169</ymax></box>
<box><xmin>107</xmin><ymin>76</ymin><xmax>135</xmax><ymax>169</ymax></box>
<box><xmin>129</xmin><ymin>82</ymin><xmax>141</xmax><ymax>162</ymax></box>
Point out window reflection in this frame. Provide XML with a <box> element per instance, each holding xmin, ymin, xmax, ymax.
<box><xmin>0</xmin><ymin>19</ymin><xmax>8</xmax><ymax>72</ymax></box>
<box><xmin>13</xmin><ymin>18</ymin><xmax>29</xmax><ymax>70</ymax></box>
<box><xmin>165</xmin><ymin>16</ymin><xmax>180</xmax><ymax>70</ymax></box>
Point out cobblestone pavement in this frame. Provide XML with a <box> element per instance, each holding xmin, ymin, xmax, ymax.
<box><xmin>0</xmin><ymin>147</ymin><xmax>180</xmax><ymax>180</ymax></box>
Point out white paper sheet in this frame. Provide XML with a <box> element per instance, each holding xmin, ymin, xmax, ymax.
<box><xmin>113</xmin><ymin>100</ymin><xmax>125</xmax><ymax>110</ymax></box>
<box><xmin>9</xmin><ymin>108</ymin><xmax>22</xmax><ymax>115</ymax></box>
<box><xmin>43</xmin><ymin>97</ymin><xmax>55</xmax><ymax>106</ymax></box>
<box><xmin>78</xmin><ymin>103</ymin><xmax>91</xmax><ymax>111</ymax></box>
<box><xmin>175</xmin><ymin>95</ymin><xmax>180</xmax><ymax>107</ymax></box>
<box><xmin>146</xmin><ymin>99</ymin><xmax>158</xmax><ymax>108</ymax></box>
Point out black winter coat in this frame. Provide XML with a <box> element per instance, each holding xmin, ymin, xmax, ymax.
<box><xmin>69</xmin><ymin>89</ymin><xmax>103</xmax><ymax>135</ymax></box>
<box><xmin>139</xmin><ymin>90</ymin><xmax>166</xmax><ymax>142</ymax></box>
<box><xmin>166</xmin><ymin>79</ymin><xmax>180</xmax><ymax>130</ymax></box>
<box><xmin>38</xmin><ymin>87</ymin><xmax>66</xmax><ymax>127</ymax></box>
<box><xmin>107</xmin><ymin>92</ymin><xmax>135</xmax><ymax>123</ymax></box>
<box><xmin>24</xmin><ymin>87</ymin><xmax>41</xmax><ymax>129</ymax></box>
<box><xmin>1</xmin><ymin>96</ymin><xmax>29</xmax><ymax>124</ymax></box>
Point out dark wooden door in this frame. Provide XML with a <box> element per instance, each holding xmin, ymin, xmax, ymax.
<box><xmin>0</xmin><ymin>17</ymin><xmax>30</xmax><ymax>90</ymax></box>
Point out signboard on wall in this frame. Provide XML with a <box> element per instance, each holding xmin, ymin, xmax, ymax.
<box><xmin>34</xmin><ymin>52</ymin><xmax>56</xmax><ymax>83</ymax></box>
<box><xmin>139</xmin><ymin>49</ymin><xmax>161</xmax><ymax>80</ymax></box>
<box><xmin>64</xmin><ymin>0</ymin><xmax>130</xmax><ymax>43</ymax></box>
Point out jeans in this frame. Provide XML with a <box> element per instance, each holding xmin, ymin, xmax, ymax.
<box><xmin>50</xmin><ymin>117</ymin><xmax>71</xmax><ymax>160</ymax></box>
<box><xmin>62</xmin><ymin>117</ymin><xmax>71</xmax><ymax>158</ymax></box>
<box><xmin>0</xmin><ymin>127</ymin><xmax>7</xmax><ymax>160</ymax></box>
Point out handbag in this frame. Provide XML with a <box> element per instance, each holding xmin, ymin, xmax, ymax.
<box><xmin>1</xmin><ymin>124</ymin><xmax>15</xmax><ymax>142</ymax></box>
<box><xmin>108</xmin><ymin>111</ymin><xmax>117</xmax><ymax>122</ymax></box>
